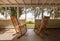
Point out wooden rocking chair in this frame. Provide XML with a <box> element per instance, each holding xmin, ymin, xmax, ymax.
<box><xmin>34</xmin><ymin>16</ymin><xmax>50</xmax><ymax>34</ymax></box>
<box><xmin>39</xmin><ymin>16</ymin><xmax>50</xmax><ymax>33</ymax></box>
<box><xmin>11</xmin><ymin>16</ymin><xmax>27</xmax><ymax>38</ymax></box>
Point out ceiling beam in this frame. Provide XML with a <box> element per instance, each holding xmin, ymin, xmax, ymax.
<box><xmin>0</xmin><ymin>3</ymin><xmax>59</xmax><ymax>5</ymax></box>
<box><xmin>0</xmin><ymin>4</ymin><xmax>60</xmax><ymax>7</ymax></box>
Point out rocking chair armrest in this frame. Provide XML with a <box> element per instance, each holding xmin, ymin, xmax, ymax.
<box><xmin>15</xmin><ymin>23</ymin><xmax>26</xmax><ymax>29</ymax></box>
<box><xmin>15</xmin><ymin>24</ymin><xmax>21</xmax><ymax>27</ymax></box>
<box><xmin>20</xmin><ymin>23</ymin><xmax>26</xmax><ymax>29</ymax></box>
<box><xmin>21</xmin><ymin>23</ymin><xmax>26</xmax><ymax>27</ymax></box>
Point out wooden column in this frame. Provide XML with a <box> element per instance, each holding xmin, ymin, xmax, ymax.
<box><xmin>41</xmin><ymin>8</ymin><xmax>44</xmax><ymax>19</ymax></box>
<box><xmin>25</xmin><ymin>9</ymin><xmax>26</xmax><ymax>22</ymax></box>
<box><xmin>5</xmin><ymin>7</ymin><xmax>7</xmax><ymax>19</ymax></box>
<box><xmin>24</xmin><ymin>7</ymin><xmax>26</xmax><ymax>28</ymax></box>
<box><xmin>17</xmin><ymin>6</ymin><xmax>19</xmax><ymax>19</ymax></box>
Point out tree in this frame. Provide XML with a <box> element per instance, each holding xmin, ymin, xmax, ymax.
<box><xmin>0</xmin><ymin>7</ymin><xmax>5</xmax><ymax>15</ymax></box>
<box><xmin>54</xmin><ymin>7</ymin><xmax>60</xmax><ymax>19</ymax></box>
<box><xmin>19</xmin><ymin>7</ymin><xmax>23</xmax><ymax>18</ymax></box>
<box><xmin>34</xmin><ymin>7</ymin><xmax>42</xmax><ymax>19</ymax></box>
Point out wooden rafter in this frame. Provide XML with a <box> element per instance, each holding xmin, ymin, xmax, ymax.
<box><xmin>7</xmin><ymin>0</ymin><xmax>12</xmax><ymax>4</ymax></box>
<box><xmin>31</xmin><ymin>0</ymin><xmax>32</xmax><ymax>5</ymax></box>
<box><xmin>37</xmin><ymin>0</ymin><xmax>40</xmax><ymax>5</ymax></box>
<box><xmin>15</xmin><ymin>0</ymin><xmax>19</xmax><ymax>5</ymax></box>
<box><xmin>0</xmin><ymin>0</ymin><xmax>59</xmax><ymax>6</ymax></box>
<box><xmin>7</xmin><ymin>0</ymin><xmax>16</xmax><ymax>5</ymax></box>
<box><xmin>45</xmin><ymin>0</ymin><xmax>48</xmax><ymax>3</ymax></box>
<box><xmin>23</xmin><ymin>0</ymin><xmax>26</xmax><ymax>5</ymax></box>
<box><xmin>51</xmin><ymin>0</ymin><xmax>54</xmax><ymax>3</ymax></box>
<box><xmin>0</xmin><ymin>0</ymin><xmax>6</xmax><ymax>4</ymax></box>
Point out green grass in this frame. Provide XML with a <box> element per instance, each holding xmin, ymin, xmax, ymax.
<box><xmin>26</xmin><ymin>24</ymin><xmax>35</xmax><ymax>28</ymax></box>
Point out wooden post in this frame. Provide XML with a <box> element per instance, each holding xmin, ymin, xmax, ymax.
<box><xmin>16</xmin><ymin>7</ymin><xmax>22</xmax><ymax>33</ymax></box>
<box><xmin>5</xmin><ymin>7</ymin><xmax>7</xmax><ymax>19</ymax></box>
<box><xmin>17</xmin><ymin>6</ymin><xmax>19</xmax><ymax>19</ymax></box>
<box><xmin>41</xmin><ymin>8</ymin><xmax>44</xmax><ymax>19</ymax></box>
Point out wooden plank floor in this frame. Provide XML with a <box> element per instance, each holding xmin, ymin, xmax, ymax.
<box><xmin>0</xmin><ymin>29</ymin><xmax>60</xmax><ymax>41</ymax></box>
<box><xmin>0</xmin><ymin>29</ymin><xmax>16</xmax><ymax>41</ymax></box>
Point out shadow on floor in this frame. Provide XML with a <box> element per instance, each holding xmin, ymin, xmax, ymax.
<box><xmin>0</xmin><ymin>28</ymin><xmax>9</xmax><ymax>34</ymax></box>
<box><xmin>38</xmin><ymin>28</ymin><xmax>60</xmax><ymax>41</ymax></box>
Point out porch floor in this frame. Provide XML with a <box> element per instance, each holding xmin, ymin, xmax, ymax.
<box><xmin>0</xmin><ymin>29</ymin><xmax>60</xmax><ymax>41</ymax></box>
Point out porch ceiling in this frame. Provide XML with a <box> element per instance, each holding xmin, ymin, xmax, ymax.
<box><xmin>0</xmin><ymin>0</ymin><xmax>60</xmax><ymax>7</ymax></box>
